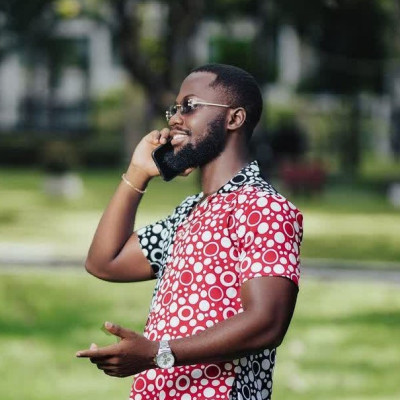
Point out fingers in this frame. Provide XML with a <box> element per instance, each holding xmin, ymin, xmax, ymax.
<box><xmin>76</xmin><ymin>322</ymin><xmax>133</xmax><ymax>358</ymax></box>
<box><xmin>102</xmin><ymin>368</ymin><xmax>129</xmax><ymax>378</ymax></box>
<box><xmin>76</xmin><ymin>348</ymin><xmax>97</xmax><ymax>358</ymax></box>
<box><xmin>76</xmin><ymin>342</ymin><xmax>118</xmax><ymax>358</ymax></box>
<box><xmin>159</xmin><ymin>128</ymin><xmax>170</xmax><ymax>144</ymax></box>
<box><xmin>180</xmin><ymin>167</ymin><xmax>195</xmax><ymax>177</ymax></box>
<box><xmin>103</xmin><ymin>321</ymin><xmax>129</xmax><ymax>340</ymax></box>
<box><xmin>148</xmin><ymin>128</ymin><xmax>170</xmax><ymax>145</ymax></box>
<box><xmin>76</xmin><ymin>328</ymin><xmax>148</xmax><ymax>377</ymax></box>
<box><xmin>93</xmin><ymin>360</ymin><xmax>129</xmax><ymax>378</ymax></box>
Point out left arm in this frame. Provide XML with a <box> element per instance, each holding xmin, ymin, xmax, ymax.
<box><xmin>172</xmin><ymin>275</ymin><xmax>297</xmax><ymax>365</ymax></box>
<box><xmin>76</xmin><ymin>276</ymin><xmax>297</xmax><ymax>377</ymax></box>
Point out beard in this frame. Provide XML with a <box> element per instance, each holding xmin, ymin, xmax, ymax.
<box><xmin>163</xmin><ymin>114</ymin><xmax>227</xmax><ymax>173</ymax></box>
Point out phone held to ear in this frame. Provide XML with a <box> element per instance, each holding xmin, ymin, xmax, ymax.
<box><xmin>151</xmin><ymin>140</ymin><xmax>181</xmax><ymax>182</ymax></box>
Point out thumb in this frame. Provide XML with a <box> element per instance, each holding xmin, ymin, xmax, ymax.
<box><xmin>180</xmin><ymin>167</ymin><xmax>195</xmax><ymax>177</ymax></box>
<box><xmin>104</xmin><ymin>321</ymin><xmax>128</xmax><ymax>339</ymax></box>
<box><xmin>90</xmin><ymin>343</ymin><xmax>98</xmax><ymax>350</ymax></box>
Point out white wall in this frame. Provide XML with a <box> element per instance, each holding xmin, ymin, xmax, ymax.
<box><xmin>0</xmin><ymin>54</ymin><xmax>26</xmax><ymax>128</ymax></box>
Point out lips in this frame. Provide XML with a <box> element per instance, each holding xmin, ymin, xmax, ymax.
<box><xmin>170</xmin><ymin>129</ymin><xmax>190</xmax><ymax>145</ymax></box>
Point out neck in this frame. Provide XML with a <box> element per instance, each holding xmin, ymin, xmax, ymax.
<box><xmin>199</xmin><ymin>139</ymin><xmax>251</xmax><ymax>196</ymax></box>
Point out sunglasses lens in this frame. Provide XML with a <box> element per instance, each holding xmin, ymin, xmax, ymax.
<box><xmin>166</xmin><ymin>105</ymin><xmax>176</xmax><ymax>120</ymax></box>
<box><xmin>181</xmin><ymin>99</ymin><xmax>193</xmax><ymax>115</ymax></box>
<box><xmin>170</xmin><ymin>105</ymin><xmax>178</xmax><ymax>116</ymax></box>
<box><xmin>166</xmin><ymin>100</ymin><xmax>197</xmax><ymax>120</ymax></box>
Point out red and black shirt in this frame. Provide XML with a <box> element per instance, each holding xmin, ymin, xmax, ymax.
<box><xmin>131</xmin><ymin>161</ymin><xmax>303</xmax><ymax>400</ymax></box>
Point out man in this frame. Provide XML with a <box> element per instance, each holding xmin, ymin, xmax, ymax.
<box><xmin>76</xmin><ymin>64</ymin><xmax>303</xmax><ymax>400</ymax></box>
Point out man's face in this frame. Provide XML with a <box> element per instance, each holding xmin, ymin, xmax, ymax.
<box><xmin>164</xmin><ymin>72</ymin><xmax>229</xmax><ymax>172</ymax></box>
<box><xmin>163</xmin><ymin>114</ymin><xmax>226</xmax><ymax>172</ymax></box>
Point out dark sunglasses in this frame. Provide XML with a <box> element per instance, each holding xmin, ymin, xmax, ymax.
<box><xmin>165</xmin><ymin>98</ymin><xmax>230</xmax><ymax>121</ymax></box>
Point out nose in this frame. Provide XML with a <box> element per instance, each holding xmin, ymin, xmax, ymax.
<box><xmin>168</xmin><ymin>108</ymin><xmax>184</xmax><ymax>126</ymax></box>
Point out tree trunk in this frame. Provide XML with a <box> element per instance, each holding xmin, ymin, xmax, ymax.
<box><xmin>341</xmin><ymin>95</ymin><xmax>361</xmax><ymax>177</ymax></box>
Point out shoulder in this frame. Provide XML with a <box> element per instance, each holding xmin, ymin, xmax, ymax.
<box><xmin>231</xmin><ymin>183</ymin><xmax>301</xmax><ymax>213</ymax></box>
<box><xmin>226</xmin><ymin>185</ymin><xmax>303</xmax><ymax>239</ymax></box>
<box><xmin>230</xmin><ymin>186</ymin><xmax>303</xmax><ymax>286</ymax></box>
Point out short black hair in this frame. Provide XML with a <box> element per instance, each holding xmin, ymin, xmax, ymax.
<box><xmin>190</xmin><ymin>63</ymin><xmax>263</xmax><ymax>140</ymax></box>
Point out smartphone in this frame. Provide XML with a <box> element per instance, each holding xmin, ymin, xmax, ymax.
<box><xmin>151</xmin><ymin>140</ymin><xmax>181</xmax><ymax>181</ymax></box>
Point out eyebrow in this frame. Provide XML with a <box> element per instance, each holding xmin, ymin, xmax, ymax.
<box><xmin>175</xmin><ymin>94</ymin><xmax>196</xmax><ymax>104</ymax></box>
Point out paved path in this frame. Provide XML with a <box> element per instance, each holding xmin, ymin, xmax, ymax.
<box><xmin>303</xmin><ymin>265</ymin><xmax>400</xmax><ymax>284</ymax></box>
<box><xmin>302</xmin><ymin>258</ymin><xmax>400</xmax><ymax>284</ymax></box>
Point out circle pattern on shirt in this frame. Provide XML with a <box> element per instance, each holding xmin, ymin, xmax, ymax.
<box><xmin>132</xmin><ymin>161</ymin><xmax>303</xmax><ymax>400</ymax></box>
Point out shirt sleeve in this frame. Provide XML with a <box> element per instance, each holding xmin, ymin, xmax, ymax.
<box><xmin>230</xmin><ymin>188</ymin><xmax>303</xmax><ymax>286</ymax></box>
<box><xmin>137</xmin><ymin>215</ymin><xmax>173</xmax><ymax>278</ymax></box>
<box><xmin>136</xmin><ymin>193</ymin><xmax>201</xmax><ymax>278</ymax></box>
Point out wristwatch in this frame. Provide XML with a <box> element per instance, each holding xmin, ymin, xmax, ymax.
<box><xmin>155</xmin><ymin>340</ymin><xmax>175</xmax><ymax>369</ymax></box>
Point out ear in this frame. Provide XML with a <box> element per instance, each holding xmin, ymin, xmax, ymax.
<box><xmin>226</xmin><ymin>107</ymin><xmax>246</xmax><ymax>132</ymax></box>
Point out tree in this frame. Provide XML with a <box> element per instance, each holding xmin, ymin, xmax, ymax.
<box><xmin>80</xmin><ymin>0</ymin><xmax>274</xmax><ymax>145</ymax></box>
<box><xmin>1</xmin><ymin>0</ymin><xmax>275</xmax><ymax>147</ymax></box>
<box><xmin>109</xmin><ymin>0</ymin><xmax>206</xmax><ymax>130</ymax></box>
<box><xmin>0</xmin><ymin>0</ymin><xmax>59</xmax><ymax>61</ymax></box>
<box><xmin>275</xmin><ymin>0</ymin><xmax>394</xmax><ymax>175</ymax></box>
<box><xmin>0</xmin><ymin>0</ymin><xmax>91</xmax><ymax>132</ymax></box>
<box><xmin>4</xmin><ymin>0</ymin><xmax>395</xmax><ymax>172</ymax></box>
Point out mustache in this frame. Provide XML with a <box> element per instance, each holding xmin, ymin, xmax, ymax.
<box><xmin>170</xmin><ymin>127</ymin><xmax>192</xmax><ymax>136</ymax></box>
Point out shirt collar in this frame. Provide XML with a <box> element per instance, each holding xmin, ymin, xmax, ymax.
<box><xmin>193</xmin><ymin>160</ymin><xmax>263</xmax><ymax>205</ymax></box>
<box><xmin>187</xmin><ymin>161</ymin><xmax>265</xmax><ymax>215</ymax></box>
<box><xmin>216</xmin><ymin>160</ymin><xmax>261</xmax><ymax>194</ymax></box>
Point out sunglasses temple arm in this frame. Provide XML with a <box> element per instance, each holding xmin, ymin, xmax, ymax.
<box><xmin>193</xmin><ymin>101</ymin><xmax>230</xmax><ymax>108</ymax></box>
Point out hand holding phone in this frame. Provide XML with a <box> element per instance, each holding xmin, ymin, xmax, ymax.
<box><xmin>151</xmin><ymin>140</ymin><xmax>181</xmax><ymax>181</ymax></box>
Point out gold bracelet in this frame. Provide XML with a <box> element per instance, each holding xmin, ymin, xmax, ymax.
<box><xmin>121</xmin><ymin>173</ymin><xmax>147</xmax><ymax>194</ymax></box>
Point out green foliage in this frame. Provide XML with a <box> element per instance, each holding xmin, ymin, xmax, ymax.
<box><xmin>55</xmin><ymin>0</ymin><xmax>82</xmax><ymax>18</ymax></box>
<box><xmin>0</xmin><ymin>135</ymin><xmax>41</xmax><ymax>166</ymax></box>
<box><xmin>274</xmin><ymin>279</ymin><xmax>400</xmax><ymax>400</ymax></box>
<box><xmin>209</xmin><ymin>36</ymin><xmax>277</xmax><ymax>84</ymax></box>
<box><xmin>140</xmin><ymin>37</ymin><xmax>167</xmax><ymax>74</ymax></box>
<box><xmin>41</xmin><ymin>141</ymin><xmax>79</xmax><ymax>174</ymax></box>
<box><xmin>286</xmin><ymin>0</ymin><xmax>390</xmax><ymax>94</ymax></box>
<box><xmin>79</xmin><ymin>138</ymin><xmax>124</xmax><ymax>168</ymax></box>
<box><xmin>45</xmin><ymin>36</ymin><xmax>89</xmax><ymax>82</ymax></box>
<box><xmin>205</xmin><ymin>0</ymin><xmax>258</xmax><ymax>19</ymax></box>
<box><xmin>92</xmin><ymin>87</ymin><xmax>125</xmax><ymax>112</ymax></box>
<box><xmin>0</xmin><ymin>0</ymin><xmax>55</xmax><ymax>56</ymax></box>
<box><xmin>0</xmin><ymin>135</ymin><xmax>124</xmax><ymax>169</ymax></box>
<box><xmin>0</xmin><ymin>269</ymin><xmax>153</xmax><ymax>400</ymax></box>
<box><xmin>0</xmin><ymin>167</ymin><xmax>200</xmax><ymax>259</ymax></box>
<box><xmin>1</xmin><ymin>166</ymin><xmax>400</xmax><ymax>263</ymax></box>
<box><xmin>265</xmin><ymin>104</ymin><xmax>297</xmax><ymax>130</ymax></box>
<box><xmin>91</xmin><ymin>87</ymin><xmax>126</xmax><ymax>136</ymax></box>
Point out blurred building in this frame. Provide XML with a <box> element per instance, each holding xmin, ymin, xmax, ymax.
<box><xmin>0</xmin><ymin>1</ymin><xmax>398</xmax><ymax>162</ymax></box>
<box><xmin>0</xmin><ymin>17</ymin><xmax>126</xmax><ymax>135</ymax></box>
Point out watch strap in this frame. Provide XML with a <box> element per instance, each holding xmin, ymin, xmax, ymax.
<box><xmin>154</xmin><ymin>340</ymin><xmax>175</xmax><ymax>369</ymax></box>
<box><xmin>158</xmin><ymin>340</ymin><xmax>170</xmax><ymax>353</ymax></box>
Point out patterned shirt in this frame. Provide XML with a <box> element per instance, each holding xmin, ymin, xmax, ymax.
<box><xmin>130</xmin><ymin>161</ymin><xmax>303</xmax><ymax>400</ymax></box>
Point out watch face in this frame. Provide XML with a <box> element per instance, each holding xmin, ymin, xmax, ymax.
<box><xmin>156</xmin><ymin>352</ymin><xmax>175</xmax><ymax>369</ymax></box>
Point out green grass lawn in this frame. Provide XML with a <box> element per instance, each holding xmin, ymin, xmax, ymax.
<box><xmin>0</xmin><ymin>168</ymin><xmax>199</xmax><ymax>259</ymax></box>
<box><xmin>1</xmin><ymin>167</ymin><xmax>400</xmax><ymax>264</ymax></box>
<box><xmin>0</xmin><ymin>268</ymin><xmax>399</xmax><ymax>400</ymax></box>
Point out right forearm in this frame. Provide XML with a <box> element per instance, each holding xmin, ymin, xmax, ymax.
<box><xmin>85</xmin><ymin>128</ymin><xmax>171</xmax><ymax>279</ymax></box>
<box><xmin>86</xmin><ymin>165</ymin><xmax>150</xmax><ymax>270</ymax></box>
